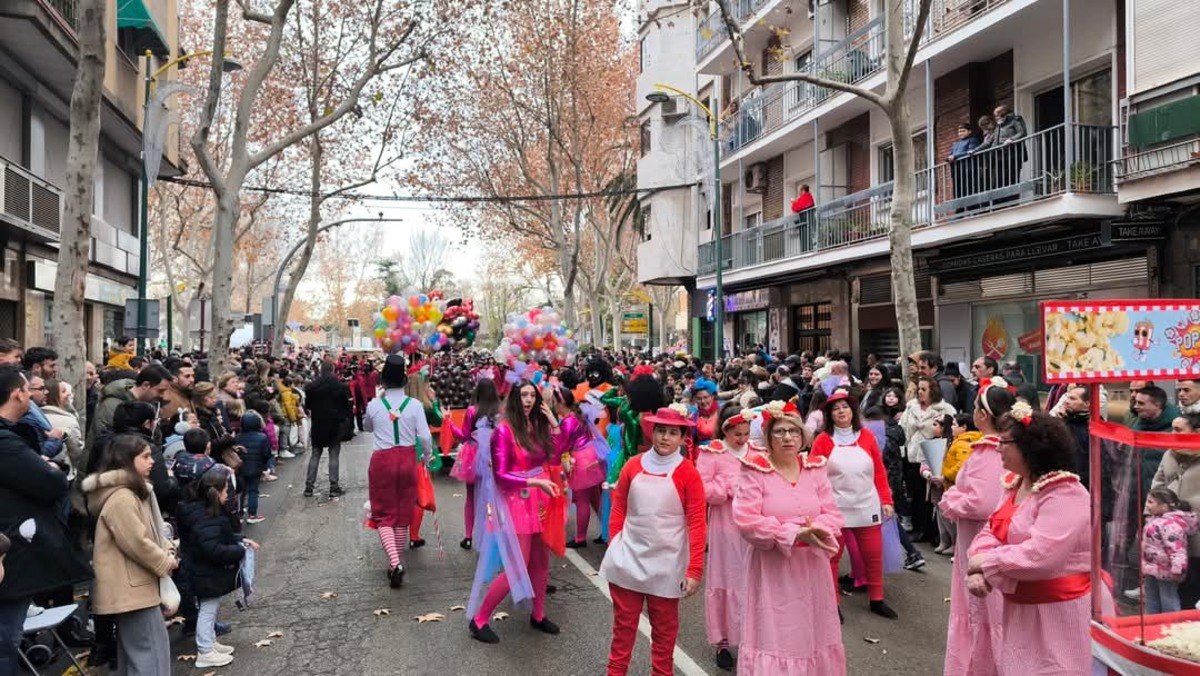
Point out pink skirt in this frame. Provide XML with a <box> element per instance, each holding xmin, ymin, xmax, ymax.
<box><xmin>503</xmin><ymin>468</ymin><xmax>551</xmax><ymax>535</ymax></box>
<box><xmin>568</xmin><ymin>444</ymin><xmax>606</xmax><ymax>490</ymax></box>
<box><xmin>450</xmin><ymin>442</ymin><xmax>478</xmax><ymax>483</ymax></box>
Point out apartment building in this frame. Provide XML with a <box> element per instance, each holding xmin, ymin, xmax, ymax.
<box><xmin>638</xmin><ymin>0</ymin><xmax>1170</xmax><ymax>375</ymax></box>
<box><xmin>0</xmin><ymin>0</ymin><xmax>179</xmax><ymax>358</ymax></box>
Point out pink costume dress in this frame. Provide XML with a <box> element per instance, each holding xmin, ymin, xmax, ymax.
<box><xmin>969</xmin><ymin>473</ymin><xmax>1092</xmax><ymax>676</ymax></box>
<box><xmin>695</xmin><ymin>439</ymin><xmax>752</xmax><ymax>648</ymax></box>
<box><xmin>938</xmin><ymin>435</ymin><xmax>1006</xmax><ymax>676</ymax></box>
<box><xmin>558</xmin><ymin>415</ymin><xmax>607</xmax><ymax>491</ymax></box>
<box><xmin>448</xmin><ymin>406</ymin><xmax>481</xmax><ymax>483</ymax></box>
<box><xmin>733</xmin><ymin>453</ymin><xmax>847</xmax><ymax>676</ymax></box>
<box><xmin>492</xmin><ymin>422</ymin><xmax>560</xmax><ymax>534</ymax></box>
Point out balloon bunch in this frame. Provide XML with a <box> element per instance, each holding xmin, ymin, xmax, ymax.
<box><xmin>492</xmin><ymin>307</ymin><xmax>578</xmax><ymax>368</ymax></box>
<box><xmin>408</xmin><ymin>291</ymin><xmax>449</xmax><ymax>352</ymax></box>
<box><xmin>373</xmin><ymin>295</ymin><xmax>422</xmax><ymax>355</ymax></box>
<box><xmin>437</xmin><ymin>298</ymin><xmax>481</xmax><ymax>349</ymax></box>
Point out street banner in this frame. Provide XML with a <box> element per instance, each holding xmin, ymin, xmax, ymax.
<box><xmin>1040</xmin><ymin>300</ymin><xmax>1200</xmax><ymax>383</ymax></box>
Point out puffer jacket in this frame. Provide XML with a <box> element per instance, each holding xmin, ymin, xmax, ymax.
<box><xmin>1152</xmin><ymin>450</ymin><xmax>1200</xmax><ymax>557</ymax></box>
<box><xmin>277</xmin><ymin>379</ymin><xmax>301</xmax><ymax>423</ymax></box>
<box><xmin>82</xmin><ymin>470</ymin><xmax>176</xmax><ymax>615</ymax></box>
<box><xmin>176</xmin><ymin>498</ymin><xmax>244</xmax><ymax>599</ymax></box>
<box><xmin>1142</xmin><ymin>510</ymin><xmax>1200</xmax><ymax>582</ymax></box>
<box><xmin>942</xmin><ymin>431</ymin><xmax>983</xmax><ymax>486</ymax></box>
<box><xmin>235</xmin><ymin>413</ymin><xmax>273</xmax><ymax>478</ymax></box>
<box><xmin>89</xmin><ymin>378</ymin><xmax>136</xmax><ymax>448</ymax></box>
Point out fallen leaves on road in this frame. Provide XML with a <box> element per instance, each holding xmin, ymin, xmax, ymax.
<box><xmin>491</xmin><ymin>611</ymin><xmax>510</xmax><ymax>622</ymax></box>
<box><xmin>943</xmin><ymin>597</ymin><xmax>951</xmax><ymax>603</ymax></box>
<box><xmin>449</xmin><ymin>605</ymin><xmax>465</xmax><ymax>612</ymax></box>
<box><xmin>374</xmin><ymin>608</ymin><xmax>392</xmax><ymax>617</ymax></box>
<box><xmin>413</xmin><ymin>612</ymin><xmax>443</xmax><ymax>623</ymax></box>
<box><xmin>165</xmin><ymin>616</ymin><xmax>185</xmax><ymax>626</ymax></box>
<box><xmin>587</xmin><ymin>571</ymin><xmax>599</xmax><ymax>577</ymax></box>
<box><xmin>259</xmin><ymin>494</ymin><xmax>270</xmax><ymax>499</ymax></box>
<box><xmin>452</xmin><ymin>493</ymin><xmax>463</xmax><ymax>498</ymax></box>
<box><xmin>202</xmin><ymin>672</ymin><xmax>217</xmax><ymax>676</ymax></box>
<box><xmin>863</xmin><ymin>637</ymin><xmax>880</xmax><ymax>644</ymax></box>
<box><xmin>267</xmin><ymin>631</ymin><xmax>284</xmax><ymax>638</ymax></box>
<box><xmin>319</xmin><ymin>592</ymin><xmax>338</xmax><ymax>599</ymax></box>
<box><xmin>176</xmin><ymin>654</ymin><xmax>197</xmax><ymax>661</ymax></box>
<box><xmin>254</xmin><ymin>639</ymin><xmax>273</xmax><ymax>648</ymax></box>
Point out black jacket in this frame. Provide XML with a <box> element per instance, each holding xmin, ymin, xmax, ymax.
<box><xmin>305</xmin><ymin>375</ymin><xmax>352</xmax><ymax>448</ymax></box>
<box><xmin>880</xmin><ymin>419</ymin><xmax>908</xmax><ymax>513</ymax></box>
<box><xmin>0</xmin><ymin>418</ymin><xmax>92</xmax><ymax>601</ymax></box>
<box><xmin>235</xmin><ymin>414</ymin><xmax>273</xmax><ymax>478</ymax></box>
<box><xmin>176</xmin><ymin>498</ymin><xmax>244</xmax><ymax>599</ymax></box>
<box><xmin>768</xmin><ymin>378</ymin><xmax>800</xmax><ymax>404</ymax></box>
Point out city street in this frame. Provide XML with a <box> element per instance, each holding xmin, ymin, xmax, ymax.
<box><xmin>166</xmin><ymin>435</ymin><xmax>951</xmax><ymax>675</ymax></box>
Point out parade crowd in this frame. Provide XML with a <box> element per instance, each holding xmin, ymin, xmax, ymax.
<box><xmin>2</xmin><ymin>337</ymin><xmax>1199</xmax><ymax>675</ymax></box>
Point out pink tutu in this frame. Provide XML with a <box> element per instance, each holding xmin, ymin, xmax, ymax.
<box><xmin>450</xmin><ymin>441</ymin><xmax>478</xmax><ymax>483</ymax></box>
<box><xmin>568</xmin><ymin>443</ymin><xmax>606</xmax><ymax>490</ymax></box>
<box><xmin>503</xmin><ymin>468</ymin><xmax>551</xmax><ymax>535</ymax></box>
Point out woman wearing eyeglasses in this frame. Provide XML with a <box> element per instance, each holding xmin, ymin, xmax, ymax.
<box><xmin>733</xmin><ymin>402</ymin><xmax>845</xmax><ymax>675</ymax></box>
<box><xmin>965</xmin><ymin>406</ymin><xmax>1091</xmax><ymax>676</ymax></box>
<box><xmin>809</xmin><ymin>390</ymin><xmax>898</xmax><ymax>620</ymax></box>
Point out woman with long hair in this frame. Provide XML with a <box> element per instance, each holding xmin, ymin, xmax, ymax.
<box><xmin>900</xmin><ymin>376</ymin><xmax>957</xmax><ymax>544</ymax></box>
<box><xmin>966</xmin><ymin>409</ymin><xmax>1091</xmax><ymax>675</ymax></box>
<box><xmin>940</xmin><ymin>378</ymin><xmax>1015</xmax><ymax>676</ymax></box>
<box><xmin>362</xmin><ymin>355</ymin><xmax>434</xmax><ymax>588</ymax></box>
<box><xmin>82</xmin><ymin>434</ymin><xmax>178</xmax><ymax>674</ymax></box>
<box><xmin>469</xmin><ymin>379</ymin><xmax>563</xmax><ymax>644</ymax></box>
<box><xmin>191</xmin><ymin>381</ymin><xmax>229</xmax><ymax>443</ymax></box>
<box><xmin>448</xmin><ymin>376</ymin><xmax>501</xmax><ymax>550</ymax></box>
<box><xmin>404</xmin><ymin>361</ymin><xmax>444</xmax><ymax>548</ymax></box>
<box><xmin>809</xmin><ymin>391</ymin><xmax>898</xmax><ymax>619</ymax></box>
<box><xmin>696</xmin><ymin>404</ymin><xmax>753</xmax><ymax>670</ymax></box>
<box><xmin>551</xmin><ymin>385</ymin><xmax>607</xmax><ymax>549</ymax></box>
<box><xmin>734</xmin><ymin>402</ymin><xmax>845</xmax><ymax>674</ymax></box>
<box><xmin>860</xmin><ymin>365</ymin><xmax>889</xmax><ymax>413</ymax></box>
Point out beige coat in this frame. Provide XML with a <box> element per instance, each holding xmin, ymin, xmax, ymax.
<box><xmin>82</xmin><ymin>470</ymin><xmax>176</xmax><ymax>615</ymax></box>
<box><xmin>1152</xmin><ymin>450</ymin><xmax>1200</xmax><ymax>557</ymax></box>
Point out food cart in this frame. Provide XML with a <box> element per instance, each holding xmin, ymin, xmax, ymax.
<box><xmin>1040</xmin><ymin>300</ymin><xmax>1200</xmax><ymax>675</ymax></box>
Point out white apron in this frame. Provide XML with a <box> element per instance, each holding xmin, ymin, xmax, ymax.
<box><xmin>826</xmin><ymin>441</ymin><xmax>882</xmax><ymax>528</ymax></box>
<box><xmin>599</xmin><ymin>468</ymin><xmax>688</xmax><ymax>598</ymax></box>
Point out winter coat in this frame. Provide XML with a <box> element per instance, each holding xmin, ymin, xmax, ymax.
<box><xmin>175</xmin><ymin>498</ymin><xmax>244</xmax><ymax>599</ymax></box>
<box><xmin>934</xmin><ymin>373</ymin><xmax>958</xmax><ymax>409</ymax></box>
<box><xmin>235</xmin><ymin>413</ymin><xmax>273</xmax><ymax>478</ymax></box>
<box><xmin>1142</xmin><ymin>510</ymin><xmax>1199</xmax><ymax>582</ymax></box>
<box><xmin>880</xmin><ymin>418</ymin><xmax>908</xmax><ymax>513</ymax></box>
<box><xmin>106</xmin><ymin>350</ymin><xmax>133</xmax><ymax>371</ymax></box>
<box><xmin>305</xmin><ymin>375</ymin><xmax>352</xmax><ymax>448</ymax></box>
<box><xmin>82</xmin><ymin>470</ymin><xmax>176</xmax><ymax>615</ymax></box>
<box><xmin>41</xmin><ymin>404</ymin><xmax>84</xmax><ymax>474</ymax></box>
<box><xmin>88</xmin><ymin>378</ymin><xmax>136</xmax><ymax>449</ymax></box>
<box><xmin>277</xmin><ymin>379</ymin><xmax>301</xmax><ymax>423</ymax></box>
<box><xmin>942</xmin><ymin>431</ymin><xmax>982</xmax><ymax>485</ymax></box>
<box><xmin>1130</xmin><ymin>403</ymin><xmax>1181</xmax><ymax>506</ymax></box>
<box><xmin>0</xmin><ymin>418</ymin><xmax>92</xmax><ymax>601</ymax></box>
<box><xmin>995</xmin><ymin>113</ymin><xmax>1028</xmax><ymax>145</ymax></box>
<box><xmin>1152</xmin><ymin>449</ymin><xmax>1200</xmax><ymax>557</ymax></box>
<box><xmin>769</xmin><ymin>378</ymin><xmax>800</xmax><ymax>404</ymax></box>
<box><xmin>899</xmin><ymin>398</ymin><xmax>957</xmax><ymax>464</ymax></box>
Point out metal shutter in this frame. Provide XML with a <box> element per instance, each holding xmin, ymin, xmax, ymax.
<box><xmin>1131</xmin><ymin>0</ymin><xmax>1200</xmax><ymax>95</ymax></box>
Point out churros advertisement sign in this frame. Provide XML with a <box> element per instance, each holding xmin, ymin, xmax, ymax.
<box><xmin>1041</xmin><ymin>300</ymin><xmax>1200</xmax><ymax>383</ymax></box>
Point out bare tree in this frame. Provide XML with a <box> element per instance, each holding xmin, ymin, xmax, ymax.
<box><xmin>50</xmin><ymin>0</ymin><xmax>105</xmax><ymax>428</ymax></box>
<box><xmin>713</xmin><ymin>0</ymin><xmax>934</xmax><ymax>372</ymax></box>
<box><xmin>374</xmin><ymin>228</ymin><xmax>457</xmax><ymax>296</ymax></box>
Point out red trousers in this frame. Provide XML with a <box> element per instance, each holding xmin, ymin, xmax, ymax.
<box><xmin>608</xmin><ymin>584</ymin><xmax>678</xmax><ymax>676</ymax></box>
<box><xmin>831</xmin><ymin>524</ymin><xmax>884</xmax><ymax>601</ymax></box>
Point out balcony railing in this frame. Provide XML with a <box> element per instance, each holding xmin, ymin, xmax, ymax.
<box><xmin>1113</xmin><ymin>136</ymin><xmax>1200</xmax><ymax>183</ymax></box>
<box><xmin>698</xmin><ymin>123</ymin><xmax>1115</xmax><ymax>275</ymax></box>
<box><xmin>0</xmin><ymin>155</ymin><xmax>62</xmax><ymax>238</ymax></box>
<box><xmin>44</xmin><ymin>0</ymin><xmax>78</xmax><ymax>31</ymax></box>
<box><xmin>695</xmin><ymin>0</ymin><xmax>774</xmax><ymax>61</ymax></box>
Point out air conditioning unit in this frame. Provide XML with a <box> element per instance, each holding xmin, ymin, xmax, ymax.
<box><xmin>661</xmin><ymin>96</ymin><xmax>686</xmax><ymax>120</ymax></box>
<box><xmin>745</xmin><ymin>163</ymin><xmax>767</xmax><ymax>193</ymax></box>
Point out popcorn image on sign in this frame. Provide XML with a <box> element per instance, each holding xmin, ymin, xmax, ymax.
<box><xmin>1044</xmin><ymin>310</ymin><xmax>1130</xmax><ymax>374</ymax></box>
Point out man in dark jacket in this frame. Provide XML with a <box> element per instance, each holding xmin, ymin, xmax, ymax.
<box><xmin>945</xmin><ymin>362</ymin><xmax>977</xmax><ymax>416</ymax></box>
<box><xmin>0</xmin><ymin>365</ymin><xmax>91</xmax><ymax>674</ymax></box>
<box><xmin>303</xmin><ymin>361</ymin><xmax>353</xmax><ymax>498</ymax></box>
<box><xmin>917</xmin><ymin>351</ymin><xmax>958</xmax><ymax>406</ymax></box>
<box><xmin>768</xmin><ymin>365</ymin><xmax>801</xmax><ymax>403</ymax></box>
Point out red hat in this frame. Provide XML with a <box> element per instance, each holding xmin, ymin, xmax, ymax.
<box><xmin>820</xmin><ymin>389</ymin><xmax>857</xmax><ymax>414</ymax></box>
<box><xmin>633</xmin><ymin>364</ymin><xmax>656</xmax><ymax>378</ymax></box>
<box><xmin>643</xmin><ymin>405</ymin><xmax>696</xmax><ymax>428</ymax></box>
<box><xmin>721</xmin><ymin>412</ymin><xmax>749</xmax><ymax>430</ymax></box>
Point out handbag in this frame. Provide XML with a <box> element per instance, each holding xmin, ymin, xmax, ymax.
<box><xmin>160</xmin><ymin>574</ymin><xmax>181</xmax><ymax>615</ymax></box>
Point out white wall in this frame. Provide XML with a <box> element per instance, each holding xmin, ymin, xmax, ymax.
<box><xmin>1128</xmin><ymin>0</ymin><xmax>1200</xmax><ymax>95</ymax></box>
<box><xmin>636</xmin><ymin>6</ymin><xmax>698</xmax><ymax>114</ymax></box>
<box><xmin>637</xmin><ymin>188</ymin><xmax>698</xmax><ymax>283</ymax></box>
<box><xmin>1014</xmin><ymin>1</ymin><xmax>1115</xmax><ymax>101</ymax></box>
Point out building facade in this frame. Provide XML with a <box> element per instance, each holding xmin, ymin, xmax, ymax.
<box><xmin>0</xmin><ymin>0</ymin><xmax>179</xmax><ymax>359</ymax></box>
<box><xmin>637</xmin><ymin>0</ymin><xmax>1182</xmax><ymax>384</ymax></box>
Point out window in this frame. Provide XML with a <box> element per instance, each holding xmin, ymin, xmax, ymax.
<box><xmin>640</xmin><ymin>120</ymin><xmax>651</xmax><ymax>158</ymax></box>
<box><xmin>639</xmin><ymin>37</ymin><xmax>648</xmax><ymax>73</ymax></box>
<box><xmin>705</xmin><ymin>208</ymin><xmax>713</xmax><ymax>230</ymax></box>
<box><xmin>878</xmin><ymin>131</ymin><xmax>929</xmax><ymax>183</ymax></box>
<box><xmin>743</xmin><ymin>211</ymin><xmax>762</xmax><ymax>231</ymax></box>
<box><xmin>640</xmin><ymin>205</ymin><xmax>652</xmax><ymax>242</ymax></box>
<box><xmin>792</xmin><ymin>302</ymin><xmax>832</xmax><ymax>356</ymax></box>
<box><xmin>793</xmin><ymin>50</ymin><xmax>812</xmax><ymax>73</ymax></box>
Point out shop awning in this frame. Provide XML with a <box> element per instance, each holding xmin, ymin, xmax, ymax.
<box><xmin>116</xmin><ymin>0</ymin><xmax>169</xmax><ymax>56</ymax></box>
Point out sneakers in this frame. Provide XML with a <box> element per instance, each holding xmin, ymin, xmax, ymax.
<box><xmin>903</xmin><ymin>553</ymin><xmax>927</xmax><ymax>571</ymax></box>
<box><xmin>469</xmin><ymin>620</ymin><xmax>500</xmax><ymax>644</ymax></box>
<box><xmin>279</xmin><ymin>450</ymin><xmax>297</xmax><ymax>459</ymax></box>
<box><xmin>246</xmin><ymin>515</ymin><xmax>266</xmax><ymax>525</ymax></box>
<box><xmin>328</xmin><ymin>485</ymin><xmax>345</xmax><ymax>498</ymax></box>
<box><xmin>303</xmin><ymin>487</ymin><xmax>314</xmax><ymax>497</ymax></box>
<box><xmin>195</xmin><ymin>651</ymin><xmax>234</xmax><ymax>668</ymax></box>
<box><xmin>1123</xmin><ymin>588</ymin><xmax>1141</xmax><ymax>600</ymax></box>
<box><xmin>212</xmin><ymin>642</ymin><xmax>235</xmax><ymax>655</ymax></box>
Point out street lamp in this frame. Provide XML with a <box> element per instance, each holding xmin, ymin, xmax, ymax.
<box><xmin>136</xmin><ymin>50</ymin><xmax>242</xmax><ymax>356</ymax></box>
<box><xmin>646</xmin><ymin>83</ymin><xmax>724</xmax><ymax>363</ymax></box>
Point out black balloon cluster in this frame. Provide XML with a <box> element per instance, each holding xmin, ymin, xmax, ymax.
<box><xmin>428</xmin><ymin>351</ymin><xmax>495</xmax><ymax>409</ymax></box>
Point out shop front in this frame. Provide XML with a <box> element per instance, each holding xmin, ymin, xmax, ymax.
<box><xmin>26</xmin><ymin>257</ymin><xmax>135</xmax><ymax>361</ymax></box>
<box><xmin>933</xmin><ymin>222</ymin><xmax>1161</xmax><ymax>388</ymax></box>
<box><xmin>854</xmin><ymin>266</ymin><xmax>935</xmax><ymax>363</ymax></box>
<box><xmin>723</xmin><ymin>288</ymin><xmax>775</xmax><ymax>354</ymax></box>
<box><xmin>784</xmin><ymin>276</ymin><xmax>851</xmax><ymax>357</ymax></box>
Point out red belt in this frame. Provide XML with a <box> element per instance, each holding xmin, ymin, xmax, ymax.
<box><xmin>1005</xmin><ymin>572</ymin><xmax>1091</xmax><ymax>604</ymax></box>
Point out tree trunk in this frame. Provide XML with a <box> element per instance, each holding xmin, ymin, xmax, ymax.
<box><xmin>51</xmin><ymin>0</ymin><xmax>105</xmax><ymax>431</ymax></box>
<box><xmin>207</xmin><ymin>187</ymin><xmax>241</xmax><ymax>371</ymax></box>
<box><xmin>888</xmin><ymin>101</ymin><xmax>923</xmax><ymax>374</ymax></box>
<box><xmin>271</xmin><ymin>136</ymin><xmax>324</xmax><ymax>357</ymax></box>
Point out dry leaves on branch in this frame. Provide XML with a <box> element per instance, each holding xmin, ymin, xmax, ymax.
<box><xmin>413</xmin><ymin>612</ymin><xmax>443</xmax><ymax>623</ymax></box>
<box><xmin>254</xmin><ymin>639</ymin><xmax>273</xmax><ymax>648</ymax></box>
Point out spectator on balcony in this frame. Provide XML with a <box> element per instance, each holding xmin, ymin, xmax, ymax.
<box><xmin>992</xmin><ymin>105</ymin><xmax>1028</xmax><ymax>195</ymax></box>
<box><xmin>791</xmin><ymin>184</ymin><xmax>815</xmax><ymax>214</ymax></box>
<box><xmin>946</xmin><ymin>123</ymin><xmax>981</xmax><ymax>210</ymax></box>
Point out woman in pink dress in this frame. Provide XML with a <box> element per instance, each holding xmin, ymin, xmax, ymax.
<box><xmin>809</xmin><ymin>391</ymin><xmax>898</xmax><ymax>619</ymax></box>
<box><xmin>448</xmin><ymin>376</ymin><xmax>501</xmax><ymax>550</ymax></box>
<box><xmin>939</xmin><ymin>377</ymin><xmax>1014</xmax><ymax>676</ymax></box>
<box><xmin>733</xmin><ymin>403</ymin><xmax>845</xmax><ymax>676</ymax></box>
<box><xmin>966</xmin><ymin>406</ymin><xmax>1092</xmax><ymax>676</ymax></box>
<box><xmin>696</xmin><ymin>405</ymin><xmax>753</xmax><ymax>670</ymax></box>
<box><xmin>468</xmin><ymin>380</ymin><xmax>563</xmax><ymax>644</ymax></box>
<box><xmin>552</xmin><ymin>385</ymin><xmax>607</xmax><ymax>549</ymax></box>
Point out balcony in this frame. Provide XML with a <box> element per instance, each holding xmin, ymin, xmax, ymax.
<box><xmin>0</xmin><ymin>155</ymin><xmax>62</xmax><ymax>242</ymax></box>
<box><xmin>695</xmin><ymin>0</ymin><xmax>774</xmax><ymax>61</ymax></box>
<box><xmin>699</xmin><ymin>123</ymin><xmax>1116</xmax><ymax>276</ymax></box>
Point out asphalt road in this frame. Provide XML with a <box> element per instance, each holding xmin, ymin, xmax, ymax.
<box><xmin>160</xmin><ymin>435</ymin><xmax>952</xmax><ymax>675</ymax></box>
